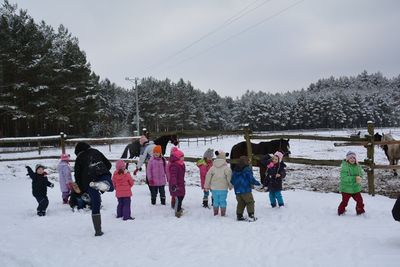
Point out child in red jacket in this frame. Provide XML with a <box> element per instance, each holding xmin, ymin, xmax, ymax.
<box><xmin>112</xmin><ymin>160</ymin><xmax>134</xmax><ymax>220</ymax></box>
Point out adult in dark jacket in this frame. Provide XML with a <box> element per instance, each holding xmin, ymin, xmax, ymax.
<box><xmin>263</xmin><ymin>151</ymin><xmax>286</xmax><ymax>207</ymax></box>
<box><xmin>74</xmin><ymin>142</ymin><xmax>113</xmax><ymax>236</ymax></box>
<box><xmin>393</xmin><ymin>195</ymin><xmax>400</xmax><ymax>222</ymax></box>
<box><xmin>26</xmin><ymin>164</ymin><xmax>54</xmax><ymax>216</ymax></box>
<box><xmin>231</xmin><ymin>156</ymin><xmax>260</xmax><ymax>221</ymax></box>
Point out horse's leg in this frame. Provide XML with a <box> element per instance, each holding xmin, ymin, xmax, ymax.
<box><xmin>394</xmin><ymin>159</ymin><xmax>398</xmax><ymax>176</ymax></box>
<box><xmin>121</xmin><ymin>145</ymin><xmax>129</xmax><ymax>158</ymax></box>
<box><xmin>260</xmin><ymin>166</ymin><xmax>266</xmax><ymax>187</ymax></box>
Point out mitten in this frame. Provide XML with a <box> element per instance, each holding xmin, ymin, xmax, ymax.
<box><xmin>171</xmin><ymin>185</ymin><xmax>177</xmax><ymax>192</ymax></box>
<box><xmin>356</xmin><ymin>176</ymin><xmax>362</xmax><ymax>184</ymax></box>
<box><xmin>49</xmin><ymin>183</ymin><xmax>54</xmax><ymax>188</ymax></box>
<box><xmin>133</xmin><ymin>168</ymin><xmax>139</xmax><ymax>175</ymax></box>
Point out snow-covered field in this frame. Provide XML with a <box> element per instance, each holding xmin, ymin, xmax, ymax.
<box><xmin>1</xmin><ymin>128</ymin><xmax>400</xmax><ymax>267</ymax></box>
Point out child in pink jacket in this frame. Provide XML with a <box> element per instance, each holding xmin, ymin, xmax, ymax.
<box><xmin>146</xmin><ymin>145</ymin><xmax>167</xmax><ymax>205</ymax></box>
<box><xmin>112</xmin><ymin>160</ymin><xmax>134</xmax><ymax>220</ymax></box>
<box><xmin>196</xmin><ymin>148</ymin><xmax>213</xmax><ymax>208</ymax></box>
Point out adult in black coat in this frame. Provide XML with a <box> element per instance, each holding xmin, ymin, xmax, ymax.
<box><xmin>74</xmin><ymin>142</ymin><xmax>112</xmax><ymax>236</ymax></box>
<box><xmin>392</xmin><ymin>195</ymin><xmax>400</xmax><ymax>222</ymax></box>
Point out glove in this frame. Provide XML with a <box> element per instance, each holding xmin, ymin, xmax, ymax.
<box><xmin>171</xmin><ymin>185</ymin><xmax>177</xmax><ymax>192</ymax></box>
<box><xmin>133</xmin><ymin>168</ymin><xmax>139</xmax><ymax>175</ymax></box>
<box><xmin>356</xmin><ymin>176</ymin><xmax>362</xmax><ymax>184</ymax></box>
<box><xmin>49</xmin><ymin>183</ymin><xmax>54</xmax><ymax>188</ymax></box>
<box><xmin>67</xmin><ymin>182</ymin><xmax>73</xmax><ymax>190</ymax></box>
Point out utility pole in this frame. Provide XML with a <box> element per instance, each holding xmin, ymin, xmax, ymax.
<box><xmin>135</xmin><ymin>78</ymin><xmax>140</xmax><ymax>136</ymax></box>
<box><xmin>125</xmin><ymin>77</ymin><xmax>140</xmax><ymax>136</ymax></box>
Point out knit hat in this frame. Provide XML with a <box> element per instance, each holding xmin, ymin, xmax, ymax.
<box><xmin>139</xmin><ymin>136</ymin><xmax>148</xmax><ymax>145</ymax></box>
<box><xmin>115</xmin><ymin>160</ymin><xmax>126</xmax><ymax>171</ymax></box>
<box><xmin>203</xmin><ymin>148</ymin><xmax>214</xmax><ymax>160</ymax></box>
<box><xmin>153</xmin><ymin>145</ymin><xmax>162</xmax><ymax>154</ymax></box>
<box><xmin>215</xmin><ymin>150</ymin><xmax>229</xmax><ymax>160</ymax></box>
<box><xmin>60</xmin><ymin>153</ymin><xmax>70</xmax><ymax>161</ymax></box>
<box><xmin>35</xmin><ymin>164</ymin><xmax>45</xmax><ymax>171</ymax></box>
<box><xmin>74</xmin><ymin>142</ymin><xmax>90</xmax><ymax>156</ymax></box>
<box><xmin>274</xmin><ymin>151</ymin><xmax>284</xmax><ymax>162</ymax></box>
<box><xmin>346</xmin><ymin>151</ymin><xmax>357</xmax><ymax>161</ymax></box>
<box><xmin>172</xmin><ymin>148</ymin><xmax>184</xmax><ymax>159</ymax></box>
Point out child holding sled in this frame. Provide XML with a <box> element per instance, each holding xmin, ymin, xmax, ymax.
<box><xmin>26</xmin><ymin>164</ymin><xmax>54</xmax><ymax>216</ymax></box>
<box><xmin>204</xmin><ymin>150</ymin><xmax>232</xmax><ymax>216</ymax></box>
<box><xmin>196</xmin><ymin>148</ymin><xmax>213</xmax><ymax>208</ymax></box>
<box><xmin>337</xmin><ymin>151</ymin><xmax>365</xmax><ymax>216</ymax></box>
<box><xmin>264</xmin><ymin>151</ymin><xmax>286</xmax><ymax>208</ymax></box>
<box><xmin>112</xmin><ymin>160</ymin><xmax>134</xmax><ymax>220</ymax></box>
<box><xmin>231</xmin><ymin>156</ymin><xmax>260</xmax><ymax>221</ymax></box>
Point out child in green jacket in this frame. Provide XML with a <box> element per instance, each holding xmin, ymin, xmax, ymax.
<box><xmin>338</xmin><ymin>151</ymin><xmax>365</xmax><ymax>216</ymax></box>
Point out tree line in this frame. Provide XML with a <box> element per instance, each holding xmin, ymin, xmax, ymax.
<box><xmin>1</xmin><ymin>2</ymin><xmax>399</xmax><ymax>137</ymax></box>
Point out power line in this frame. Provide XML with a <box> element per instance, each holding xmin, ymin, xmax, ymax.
<box><xmin>140</xmin><ymin>0</ymin><xmax>274</xmax><ymax>75</ymax></box>
<box><xmin>156</xmin><ymin>0</ymin><xmax>305</xmax><ymax>75</ymax></box>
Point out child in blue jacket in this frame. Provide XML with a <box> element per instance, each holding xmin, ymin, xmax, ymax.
<box><xmin>231</xmin><ymin>156</ymin><xmax>260</xmax><ymax>221</ymax></box>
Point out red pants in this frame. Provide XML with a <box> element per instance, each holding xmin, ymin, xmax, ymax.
<box><xmin>338</xmin><ymin>192</ymin><xmax>365</xmax><ymax>215</ymax></box>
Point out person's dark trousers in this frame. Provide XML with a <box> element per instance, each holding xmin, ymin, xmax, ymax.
<box><xmin>34</xmin><ymin>196</ymin><xmax>49</xmax><ymax>212</ymax></box>
<box><xmin>88</xmin><ymin>187</ymin><xmax>102</xmax><ymax>214</ymax></box>
<box><xmin>117</xmin><ymin>197</ymin><xmax>131</xmax><ymax>220</ymax></box>
<box><xmin>150</xmin><ymin>186</ymin><xmax>166</xmax><ymax>205</ymax></box>
<box><xmin>174</xmin><ymin>196</ymin><xmax>184</xmax><ymax>212</ymax></box>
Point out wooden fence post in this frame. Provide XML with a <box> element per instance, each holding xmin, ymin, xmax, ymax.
<box><xmin>60</xmin><ymin>132</ymin><xmax>66</xmax><ymax>154</ymax></box>
<box><xmin>244</xmin><ymin>125</ymin><xmax>253</xmax><ymax>166</ymax></box>
<box><xmin>366</xmin><ymin>121</ymin><xmax>375</xmax><ymax>196</ymax></box>
<box><xmin>37</xmin><ymin>134</ymin><xmax>41</xmax><ymax>155</ymax></box>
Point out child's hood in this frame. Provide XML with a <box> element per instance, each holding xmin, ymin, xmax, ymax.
<box><xmin>213</xmin><ymin>158</ymin><xmax>228</xmax><ymax>168</ymax></box>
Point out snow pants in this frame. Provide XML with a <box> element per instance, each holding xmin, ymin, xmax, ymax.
<box><xmin>338</xmin><ymin>192</ymin><xmax>365</xmax><ymax>215</ymax></box>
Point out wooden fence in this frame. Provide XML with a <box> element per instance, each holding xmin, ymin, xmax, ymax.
<box><xmin>243</xmin><ymin>122</ymin><xmax>400</xmax><ymax>196</ymax></box>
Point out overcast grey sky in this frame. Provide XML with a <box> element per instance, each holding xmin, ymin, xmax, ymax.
<box><xmin>9</xmin><ymin>0</ymin><xmax>400</xmax><ymax>97</ymax></box>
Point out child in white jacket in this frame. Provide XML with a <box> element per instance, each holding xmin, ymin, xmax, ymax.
<box><xmin>204</xmin><ymin>150</ymin><xmax>232</xmax><ymax>216</ymax></box>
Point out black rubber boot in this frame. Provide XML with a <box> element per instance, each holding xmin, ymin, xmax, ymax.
<box><xmin>151</xmin><ymin>198</ymin><xmax>156</xmax><ymax>205</ymax></box>
<box><xmin>160</xmin><ymin>197</ymin><xmax>166</xmax><ymax>205</ymax></box>
<box><xmin>92</xmin><ymin>214</ymin><xmax>103</xmax><ymax>236</ymax></box>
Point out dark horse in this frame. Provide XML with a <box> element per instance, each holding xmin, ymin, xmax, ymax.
<box><xmin>230</xmin><ymin>139</ymin><xmax>291</xmax><ymax>185</ymax></box>
<box><xmin>121</xmin><ymin>134</ymin><xmax>179</xmax><ymax>159</ymax></box>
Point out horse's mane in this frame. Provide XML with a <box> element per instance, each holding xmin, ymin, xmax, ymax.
<box><xmin>382</xmin><ymin>133</ymin><xmax>395</xmax><ymax>141</ymax></box>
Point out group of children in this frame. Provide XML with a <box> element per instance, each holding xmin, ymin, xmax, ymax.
<box><xmin>26</xmin><ymin>145</ymin><xmax>368</xmax><ymax>220</ymax></box>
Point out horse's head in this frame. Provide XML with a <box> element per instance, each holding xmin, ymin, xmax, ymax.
<box><xmin>169</xmin><ymin>134</ymin><xmax>179</xmax><ymax>146</ymax></box>
<box><xmin>374</xmin><ymin>132</ymin><xmax>382</xmax><ymax>142</ymax></box>
<box><xmin>259</xmin><ymin>138</ymin><xmax>291</xmax><ymax>157</ymax></box>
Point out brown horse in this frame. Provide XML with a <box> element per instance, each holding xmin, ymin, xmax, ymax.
<box><xmin>230</xmin><ymin>139</ymin><xmax>291</xmax><ymax>185</ymax></box>
<box><xmin>381</xmin><ymin>133</ymin><xmax>400</xmax><ymax>176</ymax></box>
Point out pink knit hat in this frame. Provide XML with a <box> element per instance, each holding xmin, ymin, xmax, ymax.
<box><xmin>274</xmin><ymin>151</ymin><xmax>284</xmax><ymax>162</ymax></box>
<box><xmin>60</xmin><ymin>153</ymin><xmax>70</xmax><ymax>161</ymax></box>
<box><xmin>172</xmin><ymin>148</ymin><xmax>184</xmax><ymax>159</ymax></box>
<box><xmin>139</xmin><ymin>136</ymin><xmax>148</xmax><ymax>145</ymax></box>
<box><xmin>116</xmin><ymin>160</ymin><xmax>126</xmax><ymax>171</ymax></box>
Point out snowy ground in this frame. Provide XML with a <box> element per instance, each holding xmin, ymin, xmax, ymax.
<box><xmin>1</xmin><ymin>128</ymin><xmax>400</xmax><ymax>266</ymax></box>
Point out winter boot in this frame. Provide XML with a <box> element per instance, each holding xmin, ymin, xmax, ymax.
<box><xmin>151</xmin><ymin>198</ymin><xmax>156</xmax><ymax>205</ymax></box>
<box><xmin>237</xmin><ymin>214</ymin><xmax>245</xmax><ymax>221</ymax></box>
<box><xmin>220</xmin><ymin>208</ymin><xmax>226</xmax><ymax>217</ymax></box>
<box><xmin>213</xmin><ymin>208</ymin><xmax>219</xmax><ymax>216</ymax></box>
<box><xmin>92</xmin><ymin>214</ymin><xmax>103</xmax><ymax>236</ymax></box>
<box><xmin>202</xmin><ymin>199</ymin><xmax>209</xmax><ymax>208</ymax></box>
<box><xmin>248</xmin><ymin>213</ymin><xmax>257</xmax><ymax>221</ymax></box>
<box><xmin>89</xmin><ymin>181</ymin><xmax>110</xmax><ymax>192</ymax></box>
<box><xmin>161</xmin><ymin>197</ymin><xmax>166</xmax><ymax>205</ymax></box>
<box><xmin>175</xmin><ymin>210</ymin><xmax>183</xmax><ymax>218</ymax></box>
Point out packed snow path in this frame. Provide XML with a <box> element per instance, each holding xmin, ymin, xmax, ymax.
<box><xmin>0</xmin><ymin>180</ymin><xmax>399</xmax><ymax>267</ymax></box>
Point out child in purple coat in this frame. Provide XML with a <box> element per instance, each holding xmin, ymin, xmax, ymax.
<box><xmin>147</xmin><ymin>145</ymin><xmax>168</xmax><ymax>205</ymax></box>
<box><xmin>168</xmin><ymin>148</ymin><xmax>186</xmax><ymax>218</ymax></box>
<box><xmin>57</xmin><ymin>153</ymin><xmax>73</xmax><ymax>204</ymax></box>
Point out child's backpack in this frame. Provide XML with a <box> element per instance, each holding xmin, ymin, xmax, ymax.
<box><xmin>392</xmin><ymin>195</ymin><xmax>400</xmax><ymax>222</ymax></box>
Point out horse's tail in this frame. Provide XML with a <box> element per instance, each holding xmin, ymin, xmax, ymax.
<box><xmin>121</xmin><ymin>145</ymin><xmax>129</xmax><ymax>158</ymax></box>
